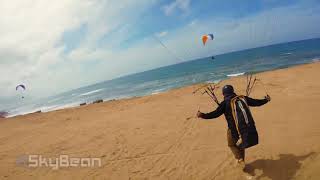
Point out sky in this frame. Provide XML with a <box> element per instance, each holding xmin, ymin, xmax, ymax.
<box><xmin>0</xmin><ymin>0</ymin><xmax>320</xmax><ymax>100</ymax></box>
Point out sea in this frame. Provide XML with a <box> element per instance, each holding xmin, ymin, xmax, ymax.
<box><xmin>4</xmin><ymin>38</ymin><xmax>320</xmax><ymax>117</ymax></box>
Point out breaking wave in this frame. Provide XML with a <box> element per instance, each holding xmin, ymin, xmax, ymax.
<box><xmin>226</xmin><ymin>72</ymin><xmax>245</xmax><ymax>77</ymax></box>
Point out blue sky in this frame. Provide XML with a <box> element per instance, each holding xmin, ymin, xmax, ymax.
<box><xmin>62</xmin><ymin>0</ymin><xmax>307</xmax><ymax>52</ymax></box>
<box><xmin>0</xmin><ymin>0</ymin><xmax>319</xmax><ymax>98</ymax></box>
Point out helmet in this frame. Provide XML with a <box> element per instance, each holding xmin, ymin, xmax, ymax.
<box><xmin>222</xmin><ymin>85</ymin><xmax>234</xmax><ymax>96</ymax></box>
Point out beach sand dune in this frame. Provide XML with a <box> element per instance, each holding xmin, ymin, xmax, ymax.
<box><xmin>0</xmin><ymin>62</ymin><xmax>320</xmax><ymax>179</ymax></box>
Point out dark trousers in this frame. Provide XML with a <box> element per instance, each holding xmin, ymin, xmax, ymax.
<box><xmin>227</xmin><ymin>129</ymin><xmax>245</xmax><ymax>161</ymax></box>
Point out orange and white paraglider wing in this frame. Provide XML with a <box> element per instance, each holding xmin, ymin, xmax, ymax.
<box><xmin>202</xmin><ymin>35</ymin><xmax>208</xmax><ymax>45</ymax></box>
<box><xmin>202</xmin><ymin>34</ymin><xmax>214</xmax><ymax>46</ymax></box>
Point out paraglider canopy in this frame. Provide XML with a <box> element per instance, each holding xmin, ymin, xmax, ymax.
<box><xmin>202</xmin><ymin>34</ymin><xmax>214</xmax><ymax>46</ymax></box>
<box><xmin>16</xmin><ymin>84</ymin><xmax>26</xmax><ymax>91</ymax></box>
<box><xmin>16</xmin><ymin>84</ymin><xmax>26</xmax><ymax>99</ymax></box>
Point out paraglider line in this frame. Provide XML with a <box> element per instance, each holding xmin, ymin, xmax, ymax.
<box><xmin>152</xmin><ymin>35</ymin><xmax>184</xmax><ymax>62</ymax></box>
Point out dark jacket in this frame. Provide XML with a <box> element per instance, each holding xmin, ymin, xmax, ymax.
<box><xmin>201</xmin><ymin>93</ymin><xmax>268</xmax><ymax>144</ymax></box>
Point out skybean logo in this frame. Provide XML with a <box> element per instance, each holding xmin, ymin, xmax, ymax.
<box><xmin>16</xmin><ymin>155</ymin><xmax>101</xmax><ymax>170</ymax></box>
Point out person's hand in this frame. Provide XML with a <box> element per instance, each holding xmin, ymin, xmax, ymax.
<box><xmin>197</xmin><ymin>111</ymin><xmax>203</xmax><ymax>118</ymax></box>
<box><xmin>265</xmin><ymin>95</ymin><xmax>271</xmax><ymax>102</ymax></box>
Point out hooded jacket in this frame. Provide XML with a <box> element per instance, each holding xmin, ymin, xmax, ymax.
<box><xmin>201</xmin><ymin>93</ymin><xmax>268</xmax><ymax>148</ymax></box>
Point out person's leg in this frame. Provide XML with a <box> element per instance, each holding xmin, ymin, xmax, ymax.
<box><xmin>227</xmin><ymin>129</ymin><xmax>245</xmax><ymax>161</ymax></box>
<box><xmin>227</xmin><ymin>130</ymin><xmax>246</xmax><ymax>170</ymax></box>
<box><xmin>240</xmin><ymin>148</ymin><xmax>245</xmax><ymax>161</ymax></box>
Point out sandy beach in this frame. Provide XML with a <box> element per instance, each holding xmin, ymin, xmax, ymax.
<box><xmin>1</xmin><ymin>62</ymin><xmax>320</xmax><ymax>180</ymax></box>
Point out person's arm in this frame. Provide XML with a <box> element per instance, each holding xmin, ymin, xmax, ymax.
<box><xmin>245</xmin><ymin>95</ymin><xmax>271</xmax><ymax>107</ymax></box>
<box><xmin>197</xmin><ymin>101</ymin><xmax>225</xmax><ymax>119</ymax></box>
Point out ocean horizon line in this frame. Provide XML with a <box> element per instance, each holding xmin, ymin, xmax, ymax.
<box><xmin>3</xmin><ymin>38</ymin><xmax>320</xmax><ymax>118</ymax></box>
<box><xmin>49</xmin><ymin>37</ymin><xmax>320</xmax><ymax>98</ymax></box>
<box><xmin>5</xmin><ymin>60</ymin><xmax>319</xmax><ymax>118</ymax></box>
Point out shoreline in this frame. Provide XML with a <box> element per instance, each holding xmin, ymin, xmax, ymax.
<box><xmin>5</xmin><ymin>60</ymin><xmax>319</xmax><ymax>119</ymax></box>
<box><xmin>3</xmin><ymin>59</ymin><xmax>320</xmax><ymax>119</ymax></box>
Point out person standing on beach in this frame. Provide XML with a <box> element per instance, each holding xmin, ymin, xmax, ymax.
<box><xmin>197</xmin><ymin>85</ymin><xmax>271</xmax><ymax>167</ymax></box>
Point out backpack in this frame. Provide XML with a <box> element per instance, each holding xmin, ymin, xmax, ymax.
<box><xmin>230</xmin><ymin>95</ymin><xmax>259</xmax><ymax>149</ymax></box>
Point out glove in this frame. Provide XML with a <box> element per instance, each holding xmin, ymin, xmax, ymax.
<box><xmin>265</xmin><ymin>95</ymin><xmax>271</xmax><ymax>102</ymax></box>
<box><xmin>197</xmin><ymin>111</ymin><xmax>203</xmax><ymax>118</ymax></box>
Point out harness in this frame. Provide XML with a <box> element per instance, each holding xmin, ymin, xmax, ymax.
<box><xmin>230</xmin><ymin>95</ymin><xmax>250</xmax><ymax>146</ymax></box>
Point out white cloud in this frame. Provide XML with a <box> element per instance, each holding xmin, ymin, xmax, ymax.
<box><xmin>155</xmin><ymin>3</ymin><xmax>320</xmax><ymax>60</ymax></box>
<box><xmin>188</xmin><ymin>19</ymin><xmax>197</xmax><ymax>26</ymax></box>
<box><xmin>0</xmin><ymin>0</ymin><xmax>156</xmax><ymax>98</ymax></box>
<box><xmin>0</xmin><ymin>0</ymin><xmax>94</xmax><ymax>97</ymax></box>
<box><xmin>68</xmin><ymin>2</ymin><xmax>320</xmax><ymax>87</ymax></box>
<box><xmin>155</xmin><ymin>31</ymin><xmax>168</xmax><ymax>37</ymax></box>
<box><xmin>162</xmin><ymin>0</ymin><xmax>191</xmax><ymax>16</ymax></box>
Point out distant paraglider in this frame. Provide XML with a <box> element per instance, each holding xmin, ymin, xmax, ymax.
<box><xmin>202</xmin><ymin>34</ymin><xmax>214</xmax><ymax>46</ymax></box>
<box><xmin>16</xmin><ymin>84</ymin><xmax>26</xmax><ymax>99</ymax></box>
<box><xmin>16</xmin><ymin>84</ymin><xmax>26</xmax><ymax>91</ymax></box>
